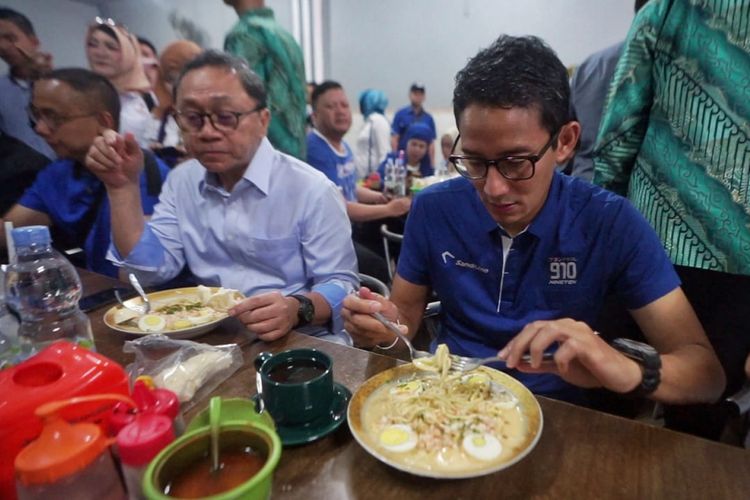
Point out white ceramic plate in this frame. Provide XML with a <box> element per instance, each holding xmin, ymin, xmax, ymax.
<box><xmin>103</xmin><ymin>286</ymin><xmax>239</xmax><ymax>339</ymax></box>
<box><xmin>347</xmin><ymin>364</ymin><xmax>543</xmax><ymax>479</ymax></box>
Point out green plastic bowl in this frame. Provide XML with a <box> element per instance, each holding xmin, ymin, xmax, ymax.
<box><xmin>142</xmin><ymin>422</ymin><xmax>281</xmax><ymax>500</ymax></box>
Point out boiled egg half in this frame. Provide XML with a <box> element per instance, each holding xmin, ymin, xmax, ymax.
<box><xmin>462</xmin><ymin>433</ymin><xmax>502</xmax><ymax>461</ymax></box>
<box><xmin>378</xmin><ymin>424</ymin><xmax>417</xmax><ymax>453</ymax></box>
<box><xmin>137</xmin><ymin>314</ymin><xmax>166</xmax><ymax>333</ymax></box>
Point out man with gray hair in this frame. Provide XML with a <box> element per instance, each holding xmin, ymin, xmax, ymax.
<box><xmin>86</xmin><ymin>50</ymin><xmax>358</xmax><ymax>344</ymax></box>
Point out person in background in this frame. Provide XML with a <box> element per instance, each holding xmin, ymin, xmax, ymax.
<box><xmin>439</xmin><ymin>127</ymin><xmax>459</xmax><ymax>175</ymax></box>
<box><xmin>307</xmin><ymin>80</ymin><xmax>410</xmax><ymax>284</ymax></box>
<box><xmin>378</xmin><ymin>122</ymin><xmax>433</xmax><ymax>181</ymax></box>
<box><xmin>137</xmin><ymin>36</ymin><xmax>160</xmax><ymax>96</ymax></box>
<box><xmin>86</xmin><ymin>51</ymin><xmax>358</xmax><ymax>344</ymax></box>
<box><xmin>566</xmin><ymin>0</ymin><xmax>649</xmax><ymax>180</ymax></box>
<box><xmin>354</xmin><ymin>89</ymin><xmax>390</xmax><ymax>179</ymax></box>
<box><xmin>594</xmin><ymin>0</ymin><xmax>750</xmax><ymax>439</ymax></box>
<box><xmin>0</xmin><ymin>68</ymin><xmax>168</xmax><ymax>277</ymax></box>
<box><xmin>224</xmin><ymin>0</ymin><xmax>306</xmax><ymax>159</ymax></box>
<box><xmin>146</xmin><ymin>39</ymin><xmax>203</xmax><ymax>166</ymax></box>
<box><xmin>0</xmin><ymin>7</ymin><xmax>54</xmax><ymax>159</ymax></box>
<box><xmin>391</xmin><ymin>82</ymin><xmax>437</xmax><ymax>168</ymax></box>
<box><xmin>343</xmin><ymin>35</ymin><xmax>724</xmax><ymax>408</ymax></box>
<box><xmin>86</xmin><ymin>17</ymin><xmax>153</xmax><ymax>148</ymax></box>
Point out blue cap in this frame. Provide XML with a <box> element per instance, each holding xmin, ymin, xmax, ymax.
<box><xmin>11</xmin><ymin>226</ymin><xmax>51</xmax><ymax>248</ymax></box>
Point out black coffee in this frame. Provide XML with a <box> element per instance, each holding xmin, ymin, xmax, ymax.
<box><xmin>267</xmin><ymin>358</ymin><xmax>326</xmax><ymax>384</ymax></box>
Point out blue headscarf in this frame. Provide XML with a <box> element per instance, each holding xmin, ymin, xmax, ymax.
<box><xmin>404</xmin><ymin>122</ymin><xmax>433</xmax><ymax>144</ymax></box>
<box><xmin>359</xmin><ymin>89</ymin><xmax>388</xmax><ymax>117</ymax></box>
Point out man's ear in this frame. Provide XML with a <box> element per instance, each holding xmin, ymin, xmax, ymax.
<box><xmin>554</xmin><ymin>121</ymin><xmax>581</xmax><ymax>164</ymax></box>
<box><xmin>97</xmin><ymin>111</ymin><xmax>116</xmax><ymax>132</ymax></box>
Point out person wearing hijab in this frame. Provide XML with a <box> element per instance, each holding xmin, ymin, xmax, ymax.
<box><xmin>378</xmin><ymin>121</ymin><xmax>435</xmax><ymax>183</ymax></box>
<box><xmin>146</xmin><ymin>39</ymin><xmax>202</xmax><ymax>166</ymax></box>
<box><xmin>85</xmin><ymin>19</ymin><xmax>152</xmax><ymax>147</ymax></box>
<box><xmin>354</xmin><ymin>89</ymin><xmax>391</xmax><ymax>179</ymax></box>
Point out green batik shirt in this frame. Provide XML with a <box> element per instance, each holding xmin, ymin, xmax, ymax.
<box><xmin>594</xmin><ymin>0</ymin><xmax>750</xmax><ymax>275</ymax></box>
<box><xmin>225</xmin><ymin>7</ymin><xmax>307</xmax><ymax>159</ymax></box>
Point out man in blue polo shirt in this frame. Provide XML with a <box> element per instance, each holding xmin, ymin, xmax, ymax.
<box><xmin>343</xmin><ymin>35</ymin><xmax>724</xmax><ymax>406</ymax></box>
<box><xmin>0</xmin><ymin>68</ymin><xmax>167</xmax><ymax>278</ymax></box>
<box><xmin>391</xmin><ymin>82</ymin><xmax>436</xmax><ymax>168</ymax></box>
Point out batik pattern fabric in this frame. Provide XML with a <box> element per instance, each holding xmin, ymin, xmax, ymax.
<box><xmin>225</xmin><ymin>7</ymin><xmax>307</xmax><ymax>160</ymax></box>
<box><xmin>594</xmin><ymin>0</ymin><xmax>750</xmax><ymax>274</ymax></box>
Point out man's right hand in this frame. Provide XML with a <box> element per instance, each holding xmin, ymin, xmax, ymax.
<box><xmin>386</xmin><ymin>196</ymin><xmax>412</xmax><ymax>217</ymax></box>
<box><xmin>85</xmin><ymin>130</ymin><xmax>144</xmax><ymax>189</ymax></box>
<box><xmin>342</xmin><ymin>287</ymin><xmax>408</xmax><ymax>348</ymax></box>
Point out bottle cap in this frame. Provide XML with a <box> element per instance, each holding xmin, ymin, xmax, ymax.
<box><xmin>117</xmin><ymin>414</ymin><xmax>175</xmax><ymax>466</ymax></box>
<box><xmin>15</xmin><ymin>415</ymin><xmax>109</xmax><ymax>485</ymax></box>
<box><xmin>110</xmin><ymin>379</ymin><xmax>181</xmax><ymax>433</ymax></box>
<box><xmin>11</xmin><ymin>226</ymin><xmax>51</xmax><ymax>248</ymax></box>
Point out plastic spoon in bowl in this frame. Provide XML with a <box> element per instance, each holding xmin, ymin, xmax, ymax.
<box><xmin>209</xmin><ymin>396</ymin><xmax>221</xmax><ymax>473</ymax></box>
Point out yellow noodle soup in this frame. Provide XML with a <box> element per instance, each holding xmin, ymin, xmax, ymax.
<box><xmin>348</xmin><ymin>364</ymin><xmax>543</xmax><ymax>478</ymax></box>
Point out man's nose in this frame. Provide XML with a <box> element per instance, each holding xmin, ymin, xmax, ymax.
<box><xmin>483</xmin><ymin>166</ymin><xmax>511</xmax><ymax>197</ymax></box>
<box><xmin>34</xmin><ymin>119</ymin><xmax>52</xmax><ymax>138</ymax></box>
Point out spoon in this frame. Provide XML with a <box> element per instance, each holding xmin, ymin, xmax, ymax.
<box><xmin>209</xmin><ymin>396</ymin><xmax>221</xmax><ymax>473</ymax></box>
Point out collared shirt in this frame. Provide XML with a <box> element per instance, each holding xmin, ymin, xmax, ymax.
<box><xmin>19</xmin><ymin>157</ymin><xmax>168</xmax><ymax>277</ymax></box>
<box><xmin>391</xmin><ymin>105</ymin><xmax>437</xmax><ymax>152</ymax></box>
<box><xmin>110</xmin><ymin>138</ymin><xmax>358</xmax><ymax>338</ymax></box>
<box><xmin>0</xmin><ymin>74</ymin><xmax>55</xmax><ymax>159</ymax></box>
<box><xmin>398</xmin><ymin>172</ymin><xmax>679</xmax><ymax>397</ymax></box>
<box><xmin>306</xmin><ymin>130</ymin><xmax>357</xmax><ymax>202</ymax></box>
<box><xmin>225</xmin><ymin>7</ymin><xmax>307</xmax><ymax>159</ymax></box>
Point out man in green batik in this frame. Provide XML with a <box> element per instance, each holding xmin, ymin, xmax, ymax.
<box><xmin>593</xmin><ymin>0</ymin><xmax>750</xmax><ymax>440</ymax></box>
<box><xmin>224</xmin><ymin>0</ymin><xmax>306</xmax><ymax>159</ymax></box>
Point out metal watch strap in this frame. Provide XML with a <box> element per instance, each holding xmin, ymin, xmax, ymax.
<box><xmin>612</xmin><ymin>337</ymin><xmax>662</xmax><ymax>397</ymax></box>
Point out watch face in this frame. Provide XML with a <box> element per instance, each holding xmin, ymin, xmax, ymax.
<box><xmin>292</xmin><ymin>295</ymin><xmax>314</xmax><ymax>325</ymax></box>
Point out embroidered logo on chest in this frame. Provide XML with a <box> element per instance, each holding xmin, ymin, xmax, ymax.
<box><xmin>441</xmin><ymin>251</ymin><xmax>489</xmax><ymax>274</ymax></box>
<box><xmin>548</xmin><ymin>257</ymin><xmax>577</xmax><ymax>285</ymax></box>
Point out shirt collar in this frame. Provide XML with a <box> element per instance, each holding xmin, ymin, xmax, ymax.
<box><xmin>240</xmin><ymin>7</ymin><xmax>274</xmax><ymax>21</ymax></box>
<box><xmin>199</xmin><ymin>137</ymin><xmax>275</xmax><ymax>197</ymax></box>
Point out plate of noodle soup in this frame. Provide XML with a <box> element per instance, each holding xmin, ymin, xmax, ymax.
<box><xmin>348</xmin><ymin>346</ymin><xmax>543</xmax><ymax>478</ymax></box>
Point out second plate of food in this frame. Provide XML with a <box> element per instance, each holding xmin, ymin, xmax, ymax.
<box><xmin>103</xmin><ymin>286</ymin><xmax>243</xmax><ymax>339</ymax></box>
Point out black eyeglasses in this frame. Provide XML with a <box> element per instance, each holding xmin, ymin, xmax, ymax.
<box><xmin>448</xmin><ymin>130</ymin><xmax>559</xmax><ymax>181</ymax></box>
<box><xmin>174</xmin><ymin>105</ymin><xmax>264</xmax><ymax>133</ymax></box>
<box><xmin>27</xmin><ymin>105</ymin><xmax>96</xmax><ymax>131</ymax></box>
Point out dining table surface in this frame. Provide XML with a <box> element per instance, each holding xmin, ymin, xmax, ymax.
<box><xmin>81</xmin><ymin>269</ymin><xmax>750</xmax><ymax>500</ymax></box>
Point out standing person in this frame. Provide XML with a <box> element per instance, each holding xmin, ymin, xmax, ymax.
<box><xmin>391</xmin><ymin>82</ymin><xmax>437</xmax><ymax>168</ymax></box>
<box><xmin>223</xmin><ymin>0</ymin><xmax>306</xmax><ymax>160</ymax></box>
<box><xmin>0</xmin><ymin>68</ymin><xmax>168</xmax><ymax>277</ymax></box>
<box><xmin>354</xmin><ymin>89</ymin><xmax>390</xmax><ymax>179</ymax></box>
<box><xmin>594</xmin><ymin>0</ymin><xmax>750</xmax><ymax>438</ymax></box>
<box><xmin>0</xmin><ymin>7</ymin><xmax>54</xmax><ymax>159</ymax></box>
<box><xmin>343</xmin><ymin>35</ymin><xmax>724</xmax><ymax>407</ymax></box>
<box><xmin>86</xmin><ymin>51</ymin><xmax>358</xmax><ymax>344</ymax></box>
<box><xmin>85</xmin><ymin>18</ymin><xmax>153</xmax><ymax>148</ymax></box>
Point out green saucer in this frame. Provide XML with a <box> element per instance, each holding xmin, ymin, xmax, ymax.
<box><xmin>252</xmin><ymin>382</ymin><xmax>351</xmax><ymax>446</ymax></box>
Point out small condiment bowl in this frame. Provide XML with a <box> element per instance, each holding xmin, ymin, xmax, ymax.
<box><xmin>143</xmin><ymin>422</ymin><xmax>281</xmax><ymax>500</ymax></box>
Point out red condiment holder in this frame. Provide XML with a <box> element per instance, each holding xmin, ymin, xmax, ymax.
<box><xmin>0</xmin><ymin>341</ymin><xmax>129</xmax><ymax>500</ymax></box>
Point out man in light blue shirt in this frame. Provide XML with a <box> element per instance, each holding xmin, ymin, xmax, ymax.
<box><xmin>86</xmin><ymin>50</ymin><xmax>358</xmax><ymax>343</ymax></box>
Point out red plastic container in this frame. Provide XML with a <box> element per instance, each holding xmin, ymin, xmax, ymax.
<box><xmin>0</xmin><ymin>341</ymin><xmax>129</xmax><ymax>500</ymax></box>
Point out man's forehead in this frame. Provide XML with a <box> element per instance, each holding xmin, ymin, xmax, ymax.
<box><xmin>34</xmin><ymin>79</ymin><xmax>85</xmax><ymax>109</ymax></box>
<box><xmin>0</xmin><ymin>20</ymin><xmax>28</xmax><ymax>38</ymax></box>
<box><xmin>177</xmin><ymin>67</ymin><xmax>251</xmax><ymax>103</ymax></box>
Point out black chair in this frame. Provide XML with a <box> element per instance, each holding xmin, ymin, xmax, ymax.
<box><xmin>380</xmin><ymin>224</ymin><xmax>403</xmax><ymax>282</ymax></box>
<box><xmin>358</xmin><ymin>273</ymin><xmax>389</xmax><ymax>298</ymax></box>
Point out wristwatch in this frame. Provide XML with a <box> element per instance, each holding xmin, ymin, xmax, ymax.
<box><xmin>289</xmin><ymin>294</ymin><xmax>315</xmax><ymax>327</ymax></box>
<box><xmin>611</xmin><ymin>337</ymin><xmax>662</xmax><ymax>397</ymax></box>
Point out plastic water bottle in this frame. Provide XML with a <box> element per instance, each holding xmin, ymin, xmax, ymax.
<box><xmin>384</xmin><ymin>157</ymin><xmax>396</xmax><ymax>197</ymax></box>
<box><xmin>4</xmin><ymin>226</ymin><xmax>94</xmax><ymax>360</ymax></box>
<box><xmin>0</xmin><ymin>267</ymin><xmax>20</xmax><ymax>369</ymax></box>
<box><xmin>396</xmin><ymin>150</ymin><xmax>407</xmax><ymax>197</ymax></box>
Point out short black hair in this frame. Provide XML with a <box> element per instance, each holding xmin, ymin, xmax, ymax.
<box><xmin>173</xmin><ymin>49</ymin><xmax>266</xmax><ymax>107</ymax></box>
<box><xmin>453</xmin><ymin>35</ymin><xmax>570</xmax><ymax>136</ymax></box>
<box><xmin>0</xmin><ymin>7</ymin><xmax>35</xmax><ymax>36</ymax></box>
<box><xmin>38</xmin><ymin>68</ymin><xmax>121</xmax><ymax>129</ymax></box>
<box><xmin>311</xmin><ymin>80</ymin><xmax>343</xmax><ymax>110</ymax></box>
<box><xmin>137</xmin><ymin>36</ymin><xmax>157</xmax><ymax>56</ymax></box>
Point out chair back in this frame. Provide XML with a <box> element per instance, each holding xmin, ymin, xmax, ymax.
<box><xmin>358</xmin><ymin>273</ymin><xmax>390</xmax><ymax>298</ymax></box>
<box><xmin>380</xmin><ymin>224</ymin><xmax>404</xmax><ymax>281</ymax></box>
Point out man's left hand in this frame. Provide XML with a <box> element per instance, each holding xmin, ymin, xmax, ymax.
<box><xmin>230</xmin><ymin>292</ymin><xmax>298</xmax><ymax>342</ymax></box>
<box><xmin>499</xmin><ymin>318</ymin><xmax>642</xmax><ymax>393</ymax></box>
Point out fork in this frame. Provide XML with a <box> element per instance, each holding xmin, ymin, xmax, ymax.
<box><xmin>370</xmin><ymin>311</ymin><xmax>433</xmax><ymax>361</ymax></box>
<box><xmin>114</xmin><ymin>272</ymin><xmax>151</xmax><ymax>315</ymax></box>
<box><xmin>450</xmin><ymin>351</ymin><xmax>555</xmax><ymax>372</ymax></box>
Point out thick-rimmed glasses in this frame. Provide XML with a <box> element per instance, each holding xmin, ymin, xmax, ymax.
<box><xmin>174</xmin><ymin>105</ymin><xmax>264</xmax><ymax>133</ymax></box>
<box><xmin>448</xmin><ymin>130</ymin><xmax>559</xmax><ymax>181</ymax></box>
<box><xmin>27</xmin><ymin>105</ymin><xmax>95</xmax><ymax>131</ymax></box>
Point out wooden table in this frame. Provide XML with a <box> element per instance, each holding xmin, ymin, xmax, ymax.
<box><xmin>82</xmin><ymin>270</ymin><xmax>750</xmax><ymax>499</ymax></box>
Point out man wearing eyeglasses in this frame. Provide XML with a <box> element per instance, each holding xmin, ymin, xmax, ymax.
<box><xmin>343</xmin><ymin>35</ymin><xmax>724</xmax><ymax>407</ymax></box>
<box><xmin>0</xmin><ymin>68</ymin><xmax>168</xmax><ymax>276</ymax></box>
<box><xmin>86</xmin><ymin>50</ymin><xmax>358</xmax><ymax>344</ymax></box>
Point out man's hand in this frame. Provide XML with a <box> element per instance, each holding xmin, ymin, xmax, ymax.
<box><xmin>386</xmin><ymin>196</ymin><xmax>412</xmax><ymax>217</ymax></box>
<box><xmin>498</xmin><ymin>318</ymin><xmax>642</xmax><ymax>393</ymax></box>
<box><xmin>85</xmin><ymin>130</ymin><xmax>144</xmax><ymax>189</ymax></box>
<box><xmin>230</xmin><ymin>292</ymin><xmax>298</xmax><ymax>342</ymax></box>
<box><xmin>342</xmin><ymin>287</ymin><xmax>408</xmax><ymax>348</ymax></box>
<box><xmin>356</xmin><ymin>186</ymin><xmax>388</xmax><ymax>205</ymax></box>
<box><xmin>16</xmin><ymin>45</ymin><xmax>52</xmax><ymax>78</ymax></box>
